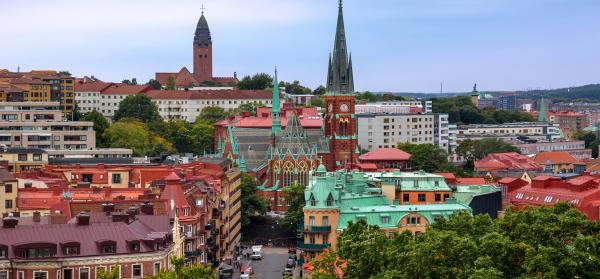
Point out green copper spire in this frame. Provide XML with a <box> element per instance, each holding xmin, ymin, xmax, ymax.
<box><xmin>272</xmin><ymin>66</ymin><xmax>281</xmax><ymax>135</ymax></box>
<box><xmin>538</xmin><ymin>97</ymin><xmax>547</xmax><ymax>122</ymax></box>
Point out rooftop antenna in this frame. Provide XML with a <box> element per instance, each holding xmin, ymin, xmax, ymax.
<box><xmin>440</xmin><ymin>81</ymin><xmax>443</xmax><ymax>94</ymax></box>
<box><xmin>17</xmin><ymin>66</ymin><xmax>20</xmax><ymax>73</ymax></box>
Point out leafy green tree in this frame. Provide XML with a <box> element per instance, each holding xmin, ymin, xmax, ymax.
<box><xmin>337</xmin><ymin>220</ymin><xmax>387</xmax><ymax>278</ymax></box>
<box><xmin>280</xmin><ymin>80</ymin><xmax>311</xmax><ymax>94</ymax></box>
<box><xmin>69</xmin><ymin>107</ymin><xmax>83</xmax><ymax>121</ymax></box>
<box><xmin>235</xmin><ymin>102</ymin><xmax>265</xmax><ymax>116</ymax></box>
<box><xmin>113</xmin><ymin>94</ymin><xmax>162</xmax><ymax>123</ymax></box>
<box><xmin>313</xmin><ymin>85</ymin><xmax>326</xmax><ymax>95</ymax></box>
<box><xmin>199</xmin><ymin>106</ymin><xmax>228</xmax><ymax>124</ymax></box>
<box><xmin>590</xmin><ymin>139</ymin><xmax>600</xmax><ymax>158</ymax></box>
<box><xmin>82</xmin><ymin>110</ymin><xmax>110</xmax><ymax>147</ymax></box>
<box><xmin>96</xmin><ymin>265</ymin><xmax>120</xmax><ymax>279</ymax></box>
<box><xmin>310</xmin><ymin>95</ymin><xmax>325</xmax><ymax>108</ymax></box>
<box><xmin>166</xmin><ymin>76</ymin><xmax>176</xmax><ymax>90</ymax></box>
<box><xmin>236</xmin><ymin>73</ymin><xmax>272</xmax><ymax>90</ymax></box>
<box><xmin>147</xmin><ymin>79</ymin><xmax>162</xmax><ymax>89</ymax></box>
<box><xmin>397</xmin><ymin>142</ymin><xmax>451</xmax><ymax>173</ymax></box>
<box><xmin>282</xmin><ymin>183</ymin><xmax>306</xmax><ymax>232</ymax></box>
<box><xmin>456</xmin><ymin>138</ymin><xmax>520</xmax><ymax>169</ymax></box>
<box><xmin>149</xmin><ymin>257</ymin><xmax>215</xmax><ymax>279</ymax></box>
<box><xmin>122</xmin><ymin>78</ymin><xmax>138</xmax><ymax>85</ymax></box>
<box><xmin>240</xmin><ymin>173</ymin><xmax>267</xmax><ymax>228</ymax></box>
<box><xmin>58</xmin><ymin>70</ymin><xmax>72</xmax><ymax>76</ymax></box>
<box><xmin>189</xmin><ymin>118</ymin><xmax>215</xmax><ymax>155</ymax></box>
<box><xmin>155</xmin><ymin>120</ymin><xmax>193</xmax><ymax>153</ymax></box>
<box><xmin>104</xmin><ymin>119</ymin><xmax>173</xmax><ymax>156</ymax></box>
<box><xmin>572</xmin><ymin>130</ymin><xmax>597</xmax><ymax>147</ymax></box>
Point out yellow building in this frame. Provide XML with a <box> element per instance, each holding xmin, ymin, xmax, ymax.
<box><xmin>0</xmin><ymin>167</ymin><xmax>18</xmax><ymax>215</ymax></box>
<box><xmin>0</xmin><ymin>147</ymin><xmax>48</xmax><ymax>173</ymax></box>
<box><xmin>10</xmin><ymin>78</ymin><xmax>51</xmax><ymax>102</ymax></box>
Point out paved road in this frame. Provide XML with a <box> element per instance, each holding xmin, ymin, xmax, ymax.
<box><xmin>245</xmin><ymin>247</ymin><xmax>291</xmax><ymax>279</ymax></box>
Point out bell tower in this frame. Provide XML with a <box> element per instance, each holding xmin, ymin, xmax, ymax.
<box><xmin>193</xmin><ymin>7</ymin><xmax>213</xmax><ymax>83</ymax></box>
<box><xmin>323</xmin><ymin>0</ymin><xmax>358</xmax><ymax>171</ymax></box>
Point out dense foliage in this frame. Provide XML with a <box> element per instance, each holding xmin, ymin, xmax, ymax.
<box><xmin>456</xmin><ymin>138</ymin><xmax>520</xmax><ymax>169</ymax></box>
<box><xmin>572</xmin><ymin>130</ymin><xmax>600</xmax><ymax>158</ymax></box>
<box><xmin>280</xmin><ymin>80</ymin><xmax>311</xmax><ymax>95</ymax></box>
<box><xmin>397</xmin><ymin>143</ymin><xmax>471</xmax><ymax>177</ymax></box>
<box><xmin>240</xmin><ymin>173</ymin><xmax>267</xmax><ymax>228</ymax></box>
<box><xmin>356</xmin><ymin>92</ymin><xmax>409</xmax><ymax>103</ymax></box>
<box><xmin>103</xmin><ymin>119</ymin><xmax>173</xmax><ymax>156</ymax></box>
<box><xmin>432</xmin><ymin>96</ymin><xmax>534</xmax><ymax>124</ymax></box>
<box><xmin>149</xmin><ymin>257</ymin><xmax>215</xmax><ymax>279</ymax></box>
<box><xmin>199</xmin><ymin>106</ymin><xmax>228</xmax><ymax>124</ymax></box>
<box><xmin>237</xmin><ymin>72</ymin><xmax>273</xmax><ymax>90</ymax></box>
<box><xmin>147</xmin><ymin>78</ymin><xmax>162</xmax><ymax>89</ymax></box>
<box><xmin>283</xmin><ymin>182</ymin><xmax>306</xmax><ymax>232</ymax></box>
<box><xmin>82</xmin><ymin>110</ymin><xmax>110</xmax><ymax>147</ymax></box>
<box><xmin>328</xmin><ymin>203</ymin><xmax>600</xmax><ymax>279</ymax></box>
<box><xmin>113</xmin><ymin>94</ymin><xmax>162</xmax><ymax>123</ymax></box>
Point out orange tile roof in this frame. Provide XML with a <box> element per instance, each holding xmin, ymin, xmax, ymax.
<box><xmin>359</xmin><ymin>148</ymin><xmax>411</xmax><ymax>161</ymax></box>
<box><xmin>74</xmin><ymin>81</ymin><xmax>114</xmax><ymax>92</ymax></box>
<box><xmin>534</xmin><ymin>151</ymin><xmax>579</xmax><ymax>165</ymax></box>
<box><xmin>475</xmin><ymin>152</ymin><xmax>542</xmax><ymax>171</ymax></box>
<box><xmin>101</xmin><ymin>84</ymin><xmax>151</xmax><ymax>95</ymax></box>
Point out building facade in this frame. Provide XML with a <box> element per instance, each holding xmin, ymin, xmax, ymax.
<box><xmin>457</xmin><ymin>122</ymin><xmax>562</xmax><ymax>142</ymax></box>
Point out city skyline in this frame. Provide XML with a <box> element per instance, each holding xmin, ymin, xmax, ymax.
<box><xmin>1</xmin><ymin>0</ymin><xmax>599</xmax><ymax>93</ymax></box>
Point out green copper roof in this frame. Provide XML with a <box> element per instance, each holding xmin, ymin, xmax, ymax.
<box><xmin>538</xmin><ymin>97</ymin><xmax>547</xmax><ymax>122</ymax></box>
<box><xmin>272</xmin><ymin>67</ymin><xmax>281</xmax><ymax>135</ymax></box>
<box><xmin>369</xmin><ymin>170</ymin><xmax>452</xmax><ymax>192</ymax></box>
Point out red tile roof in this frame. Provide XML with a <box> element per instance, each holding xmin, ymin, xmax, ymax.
<box><xmin>74</xmin><ymin>81</ymin><xmax>114</xmax><ymax>92</ymax></box>
<box><xmin>475</xmin><ymin>152</ymin><xmax>542</xmax><ymax>172</ymax></box>
<box><xmin>359</xmin><ymin>148</ymin><xmax>411</xmax><ymax>161</ymax></box>
<box><xmin>534</xmin><ymin>151</ymin><xmax>580</xmax><ymax>165</ymax></box>
<box><xmin>144</xmin><ymin>89</ymin><xmax>272</xmax><ymax>100</ymax></box>
<box><xmin>215</xmin><ymin>115</ymin><xmax>323</xmax><ymax>129</ymax></box>
<box><xmin>456</xmin><ymin>178</ymin><xmax>487</xmax><ymax>185</ymax></box>
<box><xmin>102</xmin><ymin>84</ymin><xmax>151</xmax><ymax>95</ymax></box>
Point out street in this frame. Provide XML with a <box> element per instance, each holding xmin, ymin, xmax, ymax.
<box><xmin>239</xmin><ymin>247</ymin><xmax>297</xmax><ymax>279</ymax></box>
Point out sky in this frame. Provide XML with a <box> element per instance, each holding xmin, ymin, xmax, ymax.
<box><xmin>1</xmin><ymin>0</ymin><xmax>599</xmax><ymax>93</ymax></box>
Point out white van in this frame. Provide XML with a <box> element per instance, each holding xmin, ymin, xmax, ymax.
<box><xmin>251</xmin><ymin>245</ymin><xmax>263</xmax><ymax>260</ymax></box>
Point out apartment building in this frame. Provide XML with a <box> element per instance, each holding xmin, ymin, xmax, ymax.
<box><xmin>145</xmin><ymin>90</ymin><xmax>273</xmax><ymax>122</ymax></box>
<box><xmin>0</xmin><ymin>147</ymin><xmax>48</xmax><ymax>173</ymax></box>
<box><xmin>457</xmin><ymin>122</ymin><xmax>562</xmax><ymax>142</ymax></box>
<box><xmin>355</xmin><ymin>100</ymin><xmax>432</xmax><ymax>114</ymax></box>
<box><xmin>357</xmin><ymin>113</ymin><xmax>449</xmax><ymax>151</ymax></box>
<box><xmin>0</xmin><ymin>168</ymin><xmax>18</xmax><ymax>216</ymax></box>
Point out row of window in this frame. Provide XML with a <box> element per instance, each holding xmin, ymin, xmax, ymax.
<box><xmin>0</xmin><ymin>263</ymin><xmax>154</xmax><ymax>279</ymax></box>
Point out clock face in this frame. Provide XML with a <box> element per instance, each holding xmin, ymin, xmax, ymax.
<box><xmin>340</xmin><ymin>103</ymin><xmax>349</xmax><ymax>112</ymax></box>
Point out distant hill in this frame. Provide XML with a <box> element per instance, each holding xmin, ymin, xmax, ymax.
<box><xmin>390</xmin><ymin>83</ymin><xmax>600</xmax><ymax>102</ymax></box>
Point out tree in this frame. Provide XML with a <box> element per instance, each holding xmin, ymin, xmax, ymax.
<box><xmin>236</xmin><ymin>73</ymin><xmax>272</xmax><ymax>90</ymax></box>
<box><xmin>310</xmin><ymin>96</ymin><xmax>325</xmax><ymax>108</ymax></box>
<box><xmin>240</xmin><ymin>173</ymin><xmax>267</xmax><ymax>228</ymax></box>
<box><xmin>113</xmin><ymin>94</ymin><xmax>162</xmax><ymax>123</ymax></box>
<box><xmin>456</xmin><ymin>138</ymin><xmax>520</xmax><ymax>169</ymax></box>
<box><xmin>397</xmin><ymin>142</ymin><xmax>451</xmax><ymax>173</ymax></box>
<box><xmin>58</xmin><ymin>70</ymin><xmax>72</xmax><ymax>77</ymax></box>
<box><xmin>147</xmin><ymin>79</ymin><xmax>162</xmax><ymax>89</ymax></box>
<box><xmin>313</xmin><ymin>85</ymin><xmax>326</xmax><ymax>95</ymax></box>
<box><xmin>199</xmin><ymin>106</ymin><xmax>228</xmax><ymax>124</ymax></box>
<box><xmin>121</xmin><ymin>78</ymin><xmax>138</xmax><ymax>85</ymax></box>
<box><xmin>149</xmin><ymin>257</ymin><xmax>215</xmax><ymax>279</ymax></box>
<box><xmin>82</xmin><ymin>110</ymin><xmax>110</xmax><ymax>147</ymax></box>
<box><xmin>280</xmin><ymin>80</ymin><xmax>311</xmax><ymax>95</ymax></box>
<box><xmin>188</xmin><ymin>118</ymin><xmax>215</xmax><ymax>155</ymax></box>
<box><xmin>69</xmin><ymin>107</ymin><xmax>83</xmax><ymax>121</ymax></box>
<box><xmin>156</xmin><ymin>120</ymin><xmax>193</xmax><ymax>153</ymax></box>
<box><xmin>104</xmin><ymin>119</ymin><xmax>173</xmax><ymax>156</ymax></box>
<box><xmin>282</xmin><ymin>183</ymin><xmax>306</xmax><ymax>232</ymax></box>
<box><xmin>96</xmin><ymin>265</ymin><xmax>120</xmax><ymax>279</ymax></box>
<box><xmin>337</xmin><ymin>220</ymin><xmax>387</xmax><ymax>279</ymax></box>
<box><xmin>235</xmin><ymin>102</ymin><xmax>265</xmax><ymax>116</ymax></box>
<box><xmin>311</xmin><ymin>249</ymin><xmax>346</xmax><ymax>279</ymax></box>
<box><xmin>166</xmin><ymin>76</ymin><xmax>176</xmax><ymax>90</ymax></box>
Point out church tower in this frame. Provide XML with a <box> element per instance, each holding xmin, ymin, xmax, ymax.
<box><xmin>193</xmin><ymin>9</ymin><xmax>213</xmax><ymax>83</ymax></box>
<box><xmin>323</xmin><ymin>0</ymin><xmax>358</xmax><ymax>170</ymax></box>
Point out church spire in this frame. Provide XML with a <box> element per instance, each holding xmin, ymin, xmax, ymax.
<box><xmin>327</xmin><ymin>0</ymin><xmax>353</xmax><ymax>94</ymax></box>
<box><xmin>538</xmin><ymin>97</ymin><xmax>547</xmax><ymax>122</ymax></box>
<box><xmin>194</xmin><ymin>8</ymin><xmax>211</xmax><ymax>47</ymax></box>
<box><xmin>272</xmin><ymin>66</ymin><xmax>281</xmax><ymax>135</ymax></box>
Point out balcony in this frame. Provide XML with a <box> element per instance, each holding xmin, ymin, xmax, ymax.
<box><xmin>306</xmin><ymin>225</ymin><xmax>331</xmax><ymax>233</ymax></box>
<box><xmin>297</xmin><ymin>241</ymin><xmax>328</xmax><ymax>251</ymax></box>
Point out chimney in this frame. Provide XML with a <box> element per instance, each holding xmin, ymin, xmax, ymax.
<box><xmin>24</xmin><ymin>182</ymin><xmax>32</xmax><ymax>188</ymax></box>
<box><xmin>33</xmin><ymin>211</ymin><xmax>41</xmax><ymax>223</ymax></box>
<box><xmin>102</xmin><ymin>203</ymin><xmax>115</xmax><ymax>214</ymax></box>
<box><xmin>3</xmin><ymin>214</ymin><xmax>18</xmax><ymax>228</ymax></box>
<box><xmin>112</xmin><ymin>212</ymin><xmax>129</xmax><ymax>223</ymax></box>
<box><xmin>140</xmin><ymin>202</ymin><xmax>154</xmax><ymax>215</ymax></box>
<box><xmin>50</xmin><ymin>210</ymin><xmax>67</xmax><ymax>224</ymax></box>
<box><xmin>127</xmin><ymin>206</ymin><xmax>139</xmax><ymax>219</ymax></box>
<box><xmin>76</xmin><ymin>211</ymin><xmax>90</xmax><ymax>226</ymax></box>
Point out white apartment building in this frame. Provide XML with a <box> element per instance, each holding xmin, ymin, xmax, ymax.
<box><xmin>457</xmin><ymin>122</ymin><xmax>562</xmax><ymax>142</ymax></box>
<box><xmin>357</xmin><ymin>113</ymin><xmax>449</xmax><ymax>151</ymax></box>
<box><xmin>356</xmin><ymin>100</ymin><xmax>432</xmax><ymax>114</ymax></box>
<box><xmin>75</xmin><ymin>83</ymin><xmax>151</xmax><ymax>122</ymax></box>
<box><xmin>145</xmin><ymin>90</ymin><xmax>274</xmax><ymax>122</ymax></box>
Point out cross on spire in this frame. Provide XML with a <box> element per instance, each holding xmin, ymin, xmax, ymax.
<box><xmin>201</xmin><ymin>4</ymin><xmax>206</xmax><ymax>15</ymax></box>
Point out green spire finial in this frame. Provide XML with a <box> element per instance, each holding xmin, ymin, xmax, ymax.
<box><xmin>272</xmin><ymin>66</ymin><xmax>281</xmax><ymax>135</ymax></box>
<box><xmin>538</xmin><ymin>97</ymin><xmax>547</xmax><ymax>122</ymax></box>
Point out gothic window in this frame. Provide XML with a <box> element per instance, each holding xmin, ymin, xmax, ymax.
<box><xmin>326</xmin><ymin>194</ymin><xmax>334</xmax><ymax>206</ymax></box>
<box><xmin>309</xmin><ymin>194</ymin><xmax>316</xmax><ymax>206</ymax></box>
<box><xmin>283</xmin><ymin>161</ymin><xmax>294</xmax><ymax>187</ymax></box>
<box><xmin>298</xmin><ymin>161</ymin><xmax>308</xmax><ymax>186</ymax></box>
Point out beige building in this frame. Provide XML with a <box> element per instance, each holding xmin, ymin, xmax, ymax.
<box><xmin>0</xmin><ymin>168</ymin><xmax>18</xmax><ymax>215</ymax></box>
<box><xmin>0</xmin><ymin>147</ymin><xmax>48</xmax><ymax>173</ymax></box>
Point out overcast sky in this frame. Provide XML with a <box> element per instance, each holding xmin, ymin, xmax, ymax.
<box><xmin>1</xmin><ymin>0</ymin><xmax>599</xmax><ymax>93</ymax></box>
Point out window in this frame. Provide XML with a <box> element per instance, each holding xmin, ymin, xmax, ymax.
<box><xmin>309</xmin><ymin>235</ymin><xmax>316</xmax><ymax>244</ymax></box>
<box><xmin>101</xmin><ymin>244</ymin><xmax>116</xmax><ymax>254</ymax></box>
<box><xmin>154</xmin><ymin>263</ymin><xmax>161</xmax><ymax>275</ymax></box>
<box><xmin>33</xmin><ymin>154</ymin><xmax>42</xmax><ymax>161</ymax></box>
<box><xmin>132</xmin><ymin>264</ymin><xmax>142</xmax><ymax>277</ymax></box>
<box><xmin>326</xmin><ymin>194</ymin><xmax>334</xmax><ymax>206</ymax></box>
<box><xmin>0</xmin><ymin>271</ymin><xmax>6</xmax><ymax>279</ymax></box>
<box><xmin>17</xmin><ymin>271</ymin><xmax>24</xmax><ymax>279</ymax></box>
<box><xmin>309</xmin><ymin>216</ymin><xmax>315</xmax><ymax>226</ymax></box>
<box><xmin>63</xmin><ymin>269</ymin><xmax>73</xmax><ymax>279</ymax></box>
<box><xmin>18</xmin><ymin>154</ymin><xmax>27</xmax><ymax>161</ymax></box>
<box><xmin>196</xmin><ymin>199</ymin><xmax>203</xmax><ymax>207</ymax></box>
<box><xmin>418</xmin><ymin>194</ymin><xmax>426</xmax><ymax>202</ymax></box>
<box><xmin>4</xmin><ymin>184</ymin><xmax>12</xmax><ymax>193</ymax></box>
<box><xmin>64</xmin><ymin>246</ymin><xmax>79</xmax><ymax>255</ymax></box>
<box><xmin>443</xmin><ymin>194</ymin><xmax>450</xmax><ymax>200</ymax></box>
<box><xmin>407</xmin><ymin>216</ymin><xmax>421</xmax><ymax>225</ymax></box>
<box><xmin>33</xmin><ymin>272</ymin><xmax>48</xmax><ymax>279</ymax></box>
<box><xmin>403</xmin><ymin>194</ymin><xmax>409</xmax><ymax>202</ymax></box>
<box><xmin>183</xmin><ymin>207</ymin><xmax>190</xmax><ymax>216</ymax></box>
<box><xmin>131</xmin><ymin>242</ymin><xmax>140</xmax><ymax>252</ymax></box>
<box><xmin>381</xmin><ymin>216</ymin><xmax>390</xmax><ymax>224</ymax></box>
<box><xmin>112</xmin><ymin>173</ymin><xmax>121</xmax><ymax>184</ymax></box>
<box><xmin>24</xmin><ymin>247</ymin><xmax>52</xmax><ymax>258</ymax></box>
<box><xmin>0</xmin><ymin>248</ymin><xmax>6</xmax><ymax>258</ymax></box>
<box><xmin>435</xmin><ymin>194</ymin><xmax>441</xmax><ymax>202</ymax></box>
<box><xmin>199</xmin><ymin>235</ymin><xmax>205</xmax><ymax>245</ymax></box>
<box><xmin>317</xmin><ymin>215</ymin><xmax>328</xmax><ymax>227</ymax></box>
<box><xmin>79</xmin><ymin>268</ymin><xmax>89</xmax><ymax>279</ymax></box>
<box><xmin>309</xmin><ymin>195</ymin><xmax>316</xmax><ymax>206</ymax></box>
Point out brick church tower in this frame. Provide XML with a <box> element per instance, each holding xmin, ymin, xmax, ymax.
<box><xmin>193</xmin><ymin>10</ymin><xmax>213</xmax><ymax>83</ymax></box>
<box><xmin>323</xmin><ymin>0</ymin><xmax>358</xmax><ymax>171</ymax></box>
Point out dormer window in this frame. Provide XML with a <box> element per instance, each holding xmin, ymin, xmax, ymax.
<box><xmin>0</xmin><ymin>245</ymin><xmax>7</xmax><ymax>259</ymax></box>
<box><xmin>97</xmin><ymin>240</ymin><xmax>117</xmax><ymax>254</ymax></box>
<box><xmin>61</xmin><ymin>242</ymin><xmax>80</xmax><ymax>256</ymax></box>
<box><xmin>326</xmin><ymin>194</ymin><xmax>334</xmax><ymax>206</ymax></box>
<box><xmin>129</xmin><ymin>241</ymin><xmax>141</xmax><ymax>253</ymax></box>
<box><xmin>183</xmin><ymin>207</ymin><xmax>190</xmax><ymax>216</ymax></box>
<box><xmin>309</xmin><ymin>195</ymin><xmax>316</xmax><ymax>206</ymax></box>
<box><xmin>15</xmin><ymin>243</ymin><xmax>56</xmax><ymax>259</ymax></box>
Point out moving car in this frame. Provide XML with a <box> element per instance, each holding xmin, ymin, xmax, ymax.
<box><xmin>251</xmin><ymin>245</ymin><xmax>263</xmax><ymax>260</ymax></box>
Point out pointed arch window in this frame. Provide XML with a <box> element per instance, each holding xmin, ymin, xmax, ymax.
<box><xmin>326</xmin><ymin>193</ymin><xmax>334</xmax><ymax>207</ymax></box>
<box><xmin>283</xmin><ymin>161</ymin><xmax>294</xmax><ymax>187</ymax></box>
<box><xmin>298</xmin><ymin>161</ymin><xmax>308</xmax><ymax>186</ymax></box>
<box><xmin>309</xmin><ymin>194</ymin><xmax>316</xmax><ymax>206</ymax></box>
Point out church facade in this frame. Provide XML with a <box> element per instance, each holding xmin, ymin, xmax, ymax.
<box><xmin>211</xmin><ymin>0</ymin><xmax>358</xmax><ymax>211</ymax></box>
<box><xmin>155</xmin><ymin>10</ymin><xmax>237</xmax><ymax>88</ymax></box>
